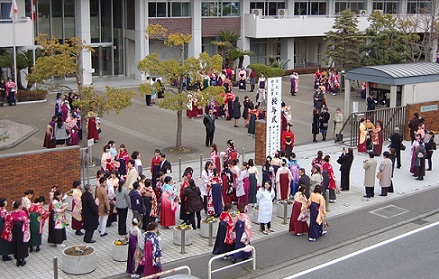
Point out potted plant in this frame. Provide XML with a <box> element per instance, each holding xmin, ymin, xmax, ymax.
<box><xmin>112</xmin><ymin>237</ymin><xmax>129</xmax><ymax>262</ymax></box>
<box><xmin>276</xmin><ymin>199</ymin><xmax>294</xmax><ymax>218</ymax></box>
<box><xmin>199</xmin><ymin>216</ymin><xmax>219</xmax><ymax>238</ymax></box>
<box><xmin>173</xmin><ymin>223</ymin><xmax>193</xmax><ymax>246</ymax></box>
<box><xmin>61</xmin><ymin>245</ymin><xmax>96</xmax><ymax>275</ymax></box>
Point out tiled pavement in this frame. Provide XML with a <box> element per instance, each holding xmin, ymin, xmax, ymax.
<box><xmin>1</xmin><ymin>139</ymin><xmax>438</xmax><ymax>279</ymax></box>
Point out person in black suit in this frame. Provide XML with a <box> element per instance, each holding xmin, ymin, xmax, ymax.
<box><xmin>160</xmin><ymin>153</ymin><xmax>172</xmax><ymax>174</ymax></box>
<box><xmin>425</xmin><ymin>132</ymin><xmax>436</xmax><ymax>171</ymax></box>
<box><xmin>337</xmin><ymin>147</ymin><xmax>354</xmax><ymax>191</ymax></box>
<box><xmin>81</xmin><ymin>184</ymin><xmax>98</xmax><ymax>243</ymax></box>
<box><xmin>297</xmin><ymin>168</ymin><xmax>311</xmax><ymax>198</ymax></box>
<box><xmin>203</xmin><ymin>109</ymin><xmax>216</xmax><ymax>147</ymax></box>
<box><xmin>389</xmin><ymin>127</ymin><xmax>403</xmax><ymax>169</ymax></box>
<box><xmin>408</xmin><ymin>113</ymin><xmax>420</xmax><ymax>143</ymax></box>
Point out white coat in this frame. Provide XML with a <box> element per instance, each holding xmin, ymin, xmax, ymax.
<box><xmin>256</xmin><ymin>188</ymin><xmax>275</xmax><ymax>224</ymax></box>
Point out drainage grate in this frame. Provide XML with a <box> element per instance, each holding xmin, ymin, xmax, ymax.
<box><xmin>369</xmin><ymin>205</ymin><xmax>409</xmax><ymax>219</ymax></box>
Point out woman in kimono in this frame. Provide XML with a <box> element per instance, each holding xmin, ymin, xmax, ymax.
<box><xmin>414</xmin><ymin>137</ymin><xmax>427</xmax><ymax>181</ymax></box>
<box><xmin>87</xmin><ymin>109</ymin><xmax>99</xmax><ymax>143</ymax></box>
<box><xmin>262</xmin><ymin>156</ymin><xmax>274</xmax><ymax>187</ymax></box>
<box><xmin>410</xmin><ymin>136</ymin><xmax>421</xmax><ymax>174</ymax></box>
<box><xmin>150</xmin><ymin>149</ymin><xmax>161</xmax><ymax>189</ymax></box>
<box><xmin>247</xmin><ymin>159</ymin><xmax>259</xmax><ymax>205</ymax></box>
<box><xmin>43</xmin><ymin>115</ymin><xmax>57</xmax><ymax>148</ymax></box>
<box><xmin>21</xmin><ymin>190</ymin><xmax>34</xmax><ymax>214</ymax></box>
<box><xmin>256</xmin><ymin>181</ymin><xmax>275</xmax><ymax>235</ymax></box>
<box><xmin>289</xmin><ymin>186</ymin><xmax>309</xmax><ymax>236</ymax></box>
<box><xmin>179</xmin><ymin>169</ymin><xmax>192</xmax><ymax>224</ymax></box>
<box><xmin>236</xmin><ymin>161</ymin><xmax>250</xmax><ymax>207</ymax></box>
<box><xmin>275</xmin><ymin>162</ymin><xmax>292</xmax><ymax>200</ymax></box>
<box><xmin>213</xmin><ymin>204</ymin><xmax>235</xmax><ymax>255</ymax></box>
<box><xmin>231</xmin><ymin>204</ymin><xmax>253</xmax><ymax>263</ymax></box>
<box><xmin>0</xmin><ymin>198</ymin><xmax>13</xmax><ymax>261</ymax></box>
<box><xmin>209</xmin><ymin>168</ymin><xmax>223</xmax><ymax>217</ymax></box>
<box><xmin>238</xmin><ymin>68</ymin><xmax>247</xmax><ymax>91</ymax></box>
<box><xmin>210</xmin><ymin>144</ymin><xmax>221</xmax><ymax>173</ymax></box>
<box><xmin>322</xmin><ymin>155</ymin><xmax>337</xmax><ymax>203</ymax></box>
<box><xmin>48</xmin><ymin>190</ymin><xmax>68</xmax><ymax>248</ymax></box>
<box><xmin>373</xmin><ymin>120</ymin><xmax>384</xmax><ymax>156</ymax></box>
<box><xmin>71</xmin><ymin>181</ymin><xmax>83</xmax><ymax>235</ymax></box>
<box><xmin>161</xmin><ymin>176</ymin><xmax>177</xmax><ymax>228</ymax></box>
<box><xmin>117</xmin><ymin>144</ymin><xmax>130</xmax><ymax>177</ymax></box>
<box><xmin>143</xmin><ymin>221</ymin><xmax>162</xmax><ymax>278</ymax></box>
<box><xmin>281</xmin><ymin>124</ymin><xmax>295</xmax><ymax>159</ymax></box>
<box><xmin>221</xmin><ymin>161</ymin><xmax>234</xmax><ymax>205</ymax></box>
<box><xmin>126</xmin><ymin>218</ymin><xmax>143</xmax><ymax>277</ymax></box>
<box><xmin>1</xmin><ymin>200</ymin><xmax>30</xmax><ymax>266</ymax></box>
<box><xmin>358</xmin><ymin>118</ymin><xmax>368</xmax><ymax>153</ymax></box>
<box><xmin>142</xmin><ymin>179</ymin><xmax>158</xmax><ymax>230</ymax></box>
<box><xmin>308</xmin><ymin>186</ymin><xmax>327</xmax><ymax>242</ymax></box>
<box><xmin>28</xmin><ymin>196</ymin><xmax>50</xmax><ymax>252</ymax></box>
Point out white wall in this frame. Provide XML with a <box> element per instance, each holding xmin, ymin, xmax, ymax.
<box><xmin>402</xmin><ymin>82</ymin><xmax>439</xmax><ymax>106</ymax></box>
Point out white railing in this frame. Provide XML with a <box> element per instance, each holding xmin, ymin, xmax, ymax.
<box><xmin>208</xmin><ymin>245</ymin><xmax>256</xmax><ymax>279</ymax></box>
<box><xmin>141</xmin><ymin>265</ymin><xmax>192</xmax><ymax>279</ymax></box>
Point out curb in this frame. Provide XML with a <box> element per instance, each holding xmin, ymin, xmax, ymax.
<box><xmin>0</xmin><ymin>125</ymin><xmax>39</xmax><ymax>151</ymax></box>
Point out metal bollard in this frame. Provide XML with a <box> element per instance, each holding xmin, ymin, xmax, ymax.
<box><xmin>53</xmin><ymin>256</ymin><xmax>58</xmax><ymax>279</ymax></box>
<box><xmin>181</xmin><ymin>228</ymin><xmax>186</xmax><ymax>254</ymax></box>
<box><xmin>208</xmin><ymin>221</ymin><xmax>213</xmax><ymax>247</ymax></box>
<box><xmin>283</xmin><ymin>202</ymin><xmax>288</xmax><ymax>224</ymax></box>
<box><xmin>178</xmin><ymin>158</ymin><xmax>182</xmax><ymax>182</ymax></box>
<box><xmin>324</xmin><ymin>191</ymin><xmax>329</xmax><ymax>211</ymax></box>
<box><xmin>199</xmin><ymin>154</ymin><xmax>203</xmax><ymax>178</ymax></box>
<box><xmin>241</xmin><ymin>148</ymin><xmax>245</xmax><ymax>162</ymax></box>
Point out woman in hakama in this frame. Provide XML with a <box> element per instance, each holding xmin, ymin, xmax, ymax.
<box><xmin>0</xmin><ymin>198</ymin><xmax>13</xmax><ymax>261</ymax></box>
<box><xmin>160</xmin><ymin>177</ymin><xmax>177</xmax><ymax>228</ymax></box>
<box><xmin>143</xmin><ymin>222</ymin><xmax>162</xmax><ymax>278</ymax></box>
<box><xmin>231</xmin><ymin>204</ymin><xmax>252</xmax><ymax>263</ymax></box>
<box><xmin>212</xmin><ymin>204</ymin><xmax>235</xmax><ymax>255</ymax></box>
<box><xmin>358</xmin><ymin>118</ymin><xmax>368</xmax><ymax>153</ymax></box>
<box><xmin>209</xmin><ymin>169</ymin><xmax>223</xmax><ymax>217</ymax></box>
<box><xmin>28</xmin><ymin>197</ymin><xmax>50</xmax><ymax>252</ymax></box>
<box><xmin>289</xmin><ymin>186</ymin><xmax>309</xmax><ymax>236</ymax></box>
<box><xmin>308</xmin><ymin>186</ymin><xmax>327</xmax><ymax>242</ymax></box>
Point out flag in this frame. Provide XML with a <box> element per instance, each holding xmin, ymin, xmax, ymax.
<box><xmin>31</xmin><ymin>0</ymin><xmax>36</xmax><ymax>22</ymax></box>
<box><xmin>9</xmin><ymin>0</ymin><xmax>18</xmax><ymax>20</ymax></box>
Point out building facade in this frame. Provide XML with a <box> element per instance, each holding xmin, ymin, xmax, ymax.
<box><xmin>3</xmin><ymin>0</ymin><xmax>437</xmax><ymax>85</ymax></box>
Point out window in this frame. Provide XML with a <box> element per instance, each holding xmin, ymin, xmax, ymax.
<box><xmin>335</xmin><ymin>0</ymin><xmax>365</xmax><ymax>14</ymax></box>
<box><xmin>202</xmin><ymin>1</ymin><xmax>240</xmax><ymax>17</ymax></box>
<box><xmin>250</xmin><ymin>1</ymin><xmax>285</xmax><ymax>16</ymax></box>
<box><xmin>250</xmin><ymin>38</ymin><xmax>266</xmax><ymax>64</ymax></box>
<box><xmin>294</xmin><ymin>1</ymin><xmax>327</xmax><ymax>15</ymax></box>
<box><xmin>149</xmin><ymin>1</ymin><xmax>191</xmax><ymax>17</ymax></box>
<box><xmin>407</xmin><ymin>0</ymin><xmax>432</xmax><ymax>14</ymax></box>
<box><xmin>1</xmin><ymin>2</ymin><xmax>12</xmax><ymax>21</ymax></box>
<box><xmin>372</xmin><ymin>1</ymin><xmax>399</xmax><ymax>14</ymax></box>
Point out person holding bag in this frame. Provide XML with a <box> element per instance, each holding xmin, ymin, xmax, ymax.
<box><xmin>289</xmin><ymin>185</ymin><xmax>309</xmax><ymax>236</ymax></box>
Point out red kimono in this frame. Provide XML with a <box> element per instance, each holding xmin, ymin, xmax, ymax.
<box><xmin>28</xmin><ymin>204</ymin><xmax>50</xmax><ymax>234</ymax></box>
<box><xmin>322</xmin><ymin>162</ymin><xmax>336</xmax><ymax>190</ymax></box>
<box><xmin>219</xmin><ymin>212</ymin><xmax>235</xmax><ymax>245</ymax></box>
<box><xmin>1</xmin><ymin>210</ymin><xmax>30</xmax><ymax>243</ymax></box>
<box><xmin>281</xmin><ymin>130</ymin><xmax>295</xmax><ymax>150</ymax></box>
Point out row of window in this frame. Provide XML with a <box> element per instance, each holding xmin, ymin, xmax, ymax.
<box><xmin>147</xmin><ymin>0</ymin><xmax>434</xmax><ymax>17</ymax></box>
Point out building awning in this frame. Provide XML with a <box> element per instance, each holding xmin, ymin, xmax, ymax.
<box><xmin>346</xmin><ymin>62</ymin><xmax>439</xmax><ymax>86</ymax></box>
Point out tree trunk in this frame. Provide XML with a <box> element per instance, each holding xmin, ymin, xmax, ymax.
<box><xmin>238</xmin><ymin>56</ymin><xmax>244</xmax><ymax>69</ymax></box>
<box><xmin>176</xmin><ymin>110</ymin><xmax>183</xmax><ymax>150</ymax></box>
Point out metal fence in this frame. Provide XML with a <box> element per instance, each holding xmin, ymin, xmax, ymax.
<box><xmin>338</xmin><ymin>106</ymin><xmax>406</xmax><ymax>147</ymax></box>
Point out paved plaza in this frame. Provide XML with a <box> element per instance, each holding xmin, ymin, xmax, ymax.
<box><xmin>0</xmin><ymin>75</ymin><xmax>437</xmax><ymax>278</ymax></box>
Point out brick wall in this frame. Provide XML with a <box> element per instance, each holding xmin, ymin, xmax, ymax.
<box><xmin>149</xmin><ymin>18</ymin><xmax>192</xmax><ymax>34</ymax></box>
<box><xmin>255</xmin><ymin>120</ymin><xmax>266</xmax><ymax>166</ymax></box>
<box><xmin>405</xmin><ymin>101</ymin><xmax>439</xmax><ymax>140</ymax></box>
<box><xmin>126</xmin><ymin>0</ymin><xmax>135</xmax><ymax>30</ymax></box>
<box><xmin>0</xmin><ymin>147</ymin><xmax>81</xmax><ymax>205</ymax></box>
<box><xmin>202</xmin><ymin>18</ymin><xmax>241</xmax><ymax>37</ymax></box>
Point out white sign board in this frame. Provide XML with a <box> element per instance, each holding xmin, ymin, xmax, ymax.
<box><xmin>420</xmin><ymin>104</ymin><xmax>438</xmax><ymax>113</ymax></box>
<box><xmin>266</xmin><ymin>77</ymin><xmax>282</xmax><ymax>157</ymax></box>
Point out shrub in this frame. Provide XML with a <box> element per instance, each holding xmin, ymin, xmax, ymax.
<box><xmin>16</xmin><ymin>89</ymin><xmax>48</xmax><ymax>102</ymax></box>
<box><xmin>247</xmin><ymin>63</ymin><xmax>285</xmax><ymax>78</ymax></box>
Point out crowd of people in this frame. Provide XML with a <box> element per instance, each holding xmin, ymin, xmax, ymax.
<box><xmin>0</xmin><ymin>77</ymin><xmax>17</xmax><ymax>107</ymax></box>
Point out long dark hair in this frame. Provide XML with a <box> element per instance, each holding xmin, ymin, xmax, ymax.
<box><xmin>56</xmin><ymin>116</ymin><xmax>63</xmax><ymax>129</ymax></box>
<box><xmin>118</xmin><ymin>180</ymin><xmax>125</xmax><ymax>193</ymax></box>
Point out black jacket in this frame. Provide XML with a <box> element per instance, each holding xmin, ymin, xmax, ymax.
<box><xmin>389</xmin><ymin>133</ymin><xmax>403</xmax><ymax>151</ymax></box>
<box><xmin>337</xmin><ymin>152</ymin><xmax>354</xmax><ymax>173</ymax></box>
<box><xmin>129</xmin><ymin>190</ymin><xmax>145</xmax><ymax>214</ymax></box>
<box><xmin>81</xmin><ymin>191</ymin><xmax>99</xmax><ymax>231</ymax></box>
<box><xmin>182</xmin><ymin>186</ymin><xmax>204</xmax><ymax>213</ymax></box>
<box><xmin>160</xmin><ymin>160</ymin><xmax>172</xmax><ymax>174</ymax></box>
<box><xmin>298</xmin><ymin>174</ymin><xmax>311</xmax><ymax>198</ymax></box>
<box><xmin>203</xmin><ymin>114</ymin><xmax>215</xmax><ymax>133</ymax></box>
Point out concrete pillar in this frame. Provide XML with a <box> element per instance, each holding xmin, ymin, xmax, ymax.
<box><xmin>390</xmin><ymin>85</ymin><xmax>397</xmax><ymax>107</ymax></box>
<box><xmin>237</xmin><ymin>0</ymin><xmax>251</xmax><ymax>67</ymax></box>
<box><xmin>344</xmin><ymin>79</ymin><xmax>351</xmax><ymax>116</ymax></box>
<box><xmin>400</xmin><ymin>0</ymin><xmax>408</xmax><ymax>14</ymax></box>
<box><xmin>280</xmin><ymin>37</ymin><xmax>294</xmax><ymax>69</ymax></box>
<box><xmin>188</xmin><ymin>0</ymin><xmax>202</xmax><ymax>58</ymax></box>
<box><xmin>75</xmin><ymin>0</ymin><xmax>92</xmax><ymax>86</ymax></box>
<box><xmin>328</xmin><ymin>0</ymin><xmax>336</xmax><ymax>16</ymax></box>
<box><xmin>286</xmin><ymin>0</ymin><xmax>294</xmax><ymax>15</ymax></box>
<box><xmin>135</xmin><ymin>0</ymin><xmax>148</xmax><ymax>80</ymax></box>
<box><xmin>366</xmin><ymin>0</ymin><xmax>373</xmax><ymax>13</ymax></box>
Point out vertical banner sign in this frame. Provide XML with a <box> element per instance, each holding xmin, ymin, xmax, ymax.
<box><xmin>266</xmin><ymin>77</ymin><xmax>282</xmax><ymax>157</ymax></box>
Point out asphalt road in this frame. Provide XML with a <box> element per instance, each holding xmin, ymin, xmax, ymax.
<box><xmin>109</xmin><ymin>185</ymin><xmax>439</xmax><ymax>279</ymax></box>
<box><xmin>287</xmin><ymin>221</ymin><xmax>439</xmax><ymax>279</ymax></box>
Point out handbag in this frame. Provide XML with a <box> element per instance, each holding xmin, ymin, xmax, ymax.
<box><xmin>400</xmin><ymin>143</ymin><xmax>406</xmax><ymax>151</ymax></box>
<box><xmin>297</xmin><ymin>211</ymin><xmax>309</xmax><ymax>222</ymax></box>
<box><xmin>376</xmin><ymin>172</ymin><xmax>382</xmax><ymax>180</ymax></box>
<box><xmin>417</xmin><ymin>152</ymin><xmax>424</xmax><ymax>158</ymax></box>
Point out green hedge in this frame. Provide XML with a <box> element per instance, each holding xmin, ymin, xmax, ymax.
<box><xmin>247</xmin><ymin>63</ymin><xmax>285</xmax><ymax>78</ymax></box>
<box><xmin>16</xmin><ymin>89</ymin><xmax>48</xmax><ymax>102</ymax></box>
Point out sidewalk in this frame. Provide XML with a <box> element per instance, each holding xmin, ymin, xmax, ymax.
<box><xmin>0</xmin><ymin>139</ymin><xmax>437</xmax><ymax>279</ymax></box>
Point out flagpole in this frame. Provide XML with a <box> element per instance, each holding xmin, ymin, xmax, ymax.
<box><xmin>12</xmin><ymin>15</ymin><xmax>17</xmax><ymax>85</ymax></box>
<box><xmin>31</xmin><ymin>0</ymin><xmax>36</xmax><ymax>89</ymax></box>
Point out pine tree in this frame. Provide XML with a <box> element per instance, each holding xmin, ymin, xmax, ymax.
<box><xmin>324</xmin><ymin>9</ymin><xmax>361</xmax><ymax>70</ymax></box>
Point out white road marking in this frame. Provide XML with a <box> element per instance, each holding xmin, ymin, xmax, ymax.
<box><xmin>284</xmin><ymin>220</ymin><xmax>439</xmax><ymax>279</ymax></box>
